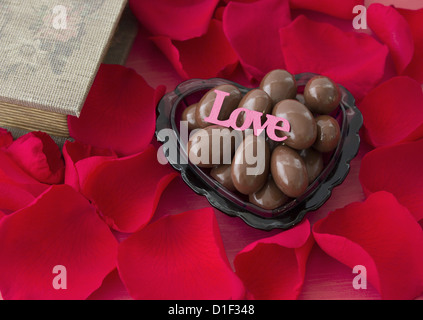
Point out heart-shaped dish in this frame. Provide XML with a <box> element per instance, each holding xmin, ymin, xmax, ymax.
<box><xmin>156</xmin><ymin>72</ymin><xmax>363</xmax><ymax>231</ymax></box>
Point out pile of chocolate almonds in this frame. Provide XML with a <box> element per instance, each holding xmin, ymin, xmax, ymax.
<box><xmin>184</xmin><ymin>70</ymin><xmax>341</xmax><ymax>211</ymax></box>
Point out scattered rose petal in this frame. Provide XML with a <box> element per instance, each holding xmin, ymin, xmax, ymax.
<box><xmin>0</xmin><ymin>150</ymin><xmax>49</xmax><ymax>198</ymax></box>
<box><xmin>5</xmin><ymin>132</ymin><xmax>64</xmax><ymax>185</ymax></box>
<box><xmin>118</xmin><ymin>208</ymin><xmax>245</xmax><ymax>300</ymax></box>
<box><xmin>129</xmin><ymin>0</ymin><xmax>219</xmax><ymax>41</ymax></box>
<box><xmin>313</xmin><ymin>191</ymin><xmax>423</xmax><ymax>300</ymax></box>
<box><xmin>87</xmin><ymin>269</ymin><xmax>132</xmax><ymax>300</ymax></box>
<box><xmin>399</xmin><ymin>8</ymin><xmax>423</xmax><ymax>83</ymax></box>
<box><xmin>359</xmin><ymin>139</ymin><xmax>423</xmax><ymax>222</ymax></box>
<box><xmin>63</xmin><ymin>140</ymin><xmax>117</xmax><ymax>191</ymax></box>
<box><xmin>0</xmin><ymin>183</ymin><xmax>35</xmax><ymax>215</ymax></box>
<box><xmin>152</xmin><ymin>19</ymin><xmax>239</xmax><ymax>80</ymax></box>
<box><xmin>0</xmin><ymin>185</ymin><xmax>118</xmax><ymax>300</ymax></box>
<box><xmin>398</xmin><ymin>8</ymin><xmax>423</xmax><ymax>41</ymax></box>
<box><xmin>358</xmin><ymin>76</ymin><xmax>423</xmax><ymax>147</ymax></box>
<box><xmin>405</xmin><ymin>52</ymin><xmax>423</xmax><ymax>83</ymax></box>
<box><xmin>279</xmin><ymin>15</ymin><xmax>388</xmax><ymax>101</ymax></box>
<box><xmin>234</xmin><ymin>219</ymin><xmax>313</xmax><ymax>300</ymax></box>
<box><xmin>214</xmin><ymin>5</ymin><xmax>225</xmax><ymax>21</ymax></box>
<box><xmin>68</xmin><ymin>64</ymin><xmax>166</xmax><ymax>157</ymax></box>
<box><xmin>289</xmin><ymin>0</ymin><xmax>364</xmax><ymax>20</ymax></box>
<box><xmin>222</xmin><ymin>0</ymin><xmax>291</xmax><ymax>81</ymax></box>
<box><xmin>222</xmin><ymin>0</ymin><xmax>257</xmax><ymax>3</ymax></box>
<box><xmin>80</xmin><ymin>145</ymin><xmax>178</xmax><ymax>233</ymax></box>
<box><xmin>367</xmin><ymin>3</ymin><xmax>414</xmax><ymax>74</ymax></box>
<box><xmin>0</xmin><ymin>129</ymin><xmax>13</xmax><ymax>149</ymax></box>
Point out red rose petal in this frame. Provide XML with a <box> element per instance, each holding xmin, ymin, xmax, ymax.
<box><xmin>221</xmin><ymin>0</ymin><xmax>257</xmax><ymax>3</ymax></box>
<box><xmin>404</xmin><ymin>48</ymin><xmax>423</xmax><ymax>83</ymax></box>
<box><xmin>289</xmin><ymin>0</ymin><xmax>364</xmax><ymax>20</ymax></box>
<box><xmin>152</xmin><ymin>19</ymin><xmax>239</xmax><ymax>80</ymax></box>
<box><xmin>399</xmin><ymin>8</ymin><xmax>423</xmax><ymax>83</ymax></box>
<box><xmin>151</xmin><ymin>36</ymin><xmax>186</xmax><ymax>77</ymax></box>
<box><xmin>0</xmin><ymin>129</ymin><xmax>13</xmax><ymax>149</ymax></box>
<box><xmin>399</xmin><ymin>8</ymin><xmax>423</xmax><ymax>42</ymax></box>
<box><xmin>0</xmin><ymin>183</ymin><xmax>35</xmax><ymax>215</ymax></box>
<box><xmin>80</xmin><ymin>145</ymin><xmax>178</xmax><ymax>233</ymax></box>
<box><xmin>0</xmin><ymin>185</ymin><xmax>118</xmax><ymax>300</ymax></box>
<box><xmin>359</xmin><ymin>76</ymin><xmax>423</xmax><ymax>147</ymax></box>
<box><xmin>129</xmin><ymin>0</ymin><xmax>219</xmax><ymax>41</ymax></box>
<box><xmin>403</xmin><ymin>49</ymin><xmax>423</xmax><ymax>84</ymax></box>
<box><xmin>359</xmin><ymin>139</ymin><xmax>423</xmax><ymax>222</ymax></box>
<box><xmin>313</xmin><ymin>191</ymin><xmax>423</xmax><ymax>300</ymax></box>
<box><xmin>63</xmin><ymin>140</ymin><xmax>117</xmax><ymax>191</ymax></box>
<box><xmin>5</xmin><ymin>132</ymin><xmax>64</xmax><ymax>185</ymax></box>
<box><xmin>233</xmin><ymin>220</ymin><xmax>313</xmax><ymax>300</ymax></box>
<box><xmin>222</xmin><ymin>0</ymin><xmax>291</xmax><ymax>81</ymax></box>
<box><xmin>367</xmin><ymin>3</ymin><xmax>414</xmax><ymax>74</ymax></box>
<box><xmin>87</xmin><ymin>269</ymin><xmax>132</xmax><ymax>300</ymax></box>
<box><xmin>117</xmin><ymin>208</ymin><xmax>244</xmax><ymax>300</ymax></box>
<box><xmin>214</xmin><ymin>5</ymin><xmax>225</xmax><ymax>21</ymax></box>
<box><xmin>68</xmin><ymin>64</ymin><xmax>165</xmax><ymax>157</ymax></box>
<box><xmin>0</xmin><ymin>150</ymin><xmax>49</xmax><ymax>197</ymax></box>
<box><xmin>279</xmin><ymin>15</ymin><xmax>389</xmax><ymax>101</ymax></box>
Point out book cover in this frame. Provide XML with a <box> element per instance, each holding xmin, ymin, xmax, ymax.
<box><xmin>0</xmin><ymin>0</ymin><xmax>130</xmax><ymax>138</ymax></box>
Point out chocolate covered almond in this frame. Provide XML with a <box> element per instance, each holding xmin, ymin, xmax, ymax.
<box><xmin>249</xmin><ymin>176</ymin><xmax>290</xmax><ymax>210</ymax></box>
<box><xmin>259</xmin><ymin>69</ymin><xmax>297</xmax><ymax>105</ymax></box>
<box><xmin>313</xmin><ymin>115</ymin><xmax>341</xmax><ymax>153</ymax></box>
<box><xmin>195</xmin><ymin>84</ymin><xmax>242</xmax><ymax>128</ymax></box>
<box><xmin>181</xmin><ymin>103</ymin><xmax>200</xmax><ymax>131</ymax></box>
<box><xmin>210</xmin><ymin>164</ymin><xmax>236</xmax><ymax>192</ymax></box>
<box><xmin>272</xmin><ymin>99</ymin><xmax>317</xmax><ymax>150</ymax></box>
<box><xmin>298</xmin><ymin>148</ymin><xmax>324</xmax><ymax>184</ymax></box>
<box><xmin>236</xmin><ymin>88</ymin><xmax>273</xmax><ymax>127</ymax></box>
<box><xmin>271</xmin><ymin>145</ymin><xmax>308</xmax><ymax>198</ymax></box>
<box><xmin>231</xmin><ymin>135</ymin><xmax>270</xmax><ymax>195</ymax></box>
<box><xmin>303</xmin><ymin>76</ymin><xmax>341</xmax><ymax>114</ymax></box>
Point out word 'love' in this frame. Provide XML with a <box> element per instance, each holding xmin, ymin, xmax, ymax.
<box><xmin>204</xmin><ymin>90</ymin><xmax>290</xmax><ymax>142</ymax></box>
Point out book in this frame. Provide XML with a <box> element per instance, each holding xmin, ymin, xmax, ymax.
<box><xmin>0</xmin><ymin>0</ymin><xmax>138</xmax><ymax>142</ymax></box>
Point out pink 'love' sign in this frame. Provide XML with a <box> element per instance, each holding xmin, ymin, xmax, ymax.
<box><xmin>204</xmin><ymin>89</ymin><xmax>290</xmax><ymax>141</ymax></box>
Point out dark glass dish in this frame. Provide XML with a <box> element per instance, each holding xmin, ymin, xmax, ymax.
<box><xmin>155</xmin><ymin>73</ymin><xmax>363</xmax><ymax>231</ymax></box>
